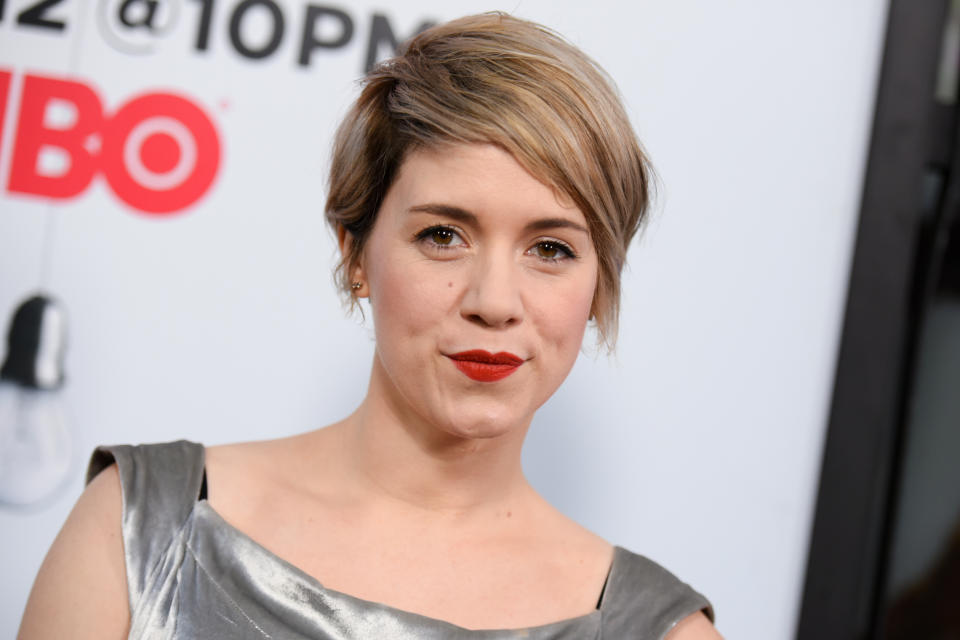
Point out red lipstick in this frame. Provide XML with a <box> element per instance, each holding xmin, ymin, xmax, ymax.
<box><xmin>448</xmin><ymin>350</ymin><xmax>524</xmax><ymax>382</ymax></box>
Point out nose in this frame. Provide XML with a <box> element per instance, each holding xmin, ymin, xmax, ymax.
<box><xmin>459</xmin><ymin>253</ymin><xmax>524</xmax><ymax>329</ymax></box>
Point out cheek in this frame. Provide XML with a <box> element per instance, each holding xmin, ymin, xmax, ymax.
<box><xmin>366</xmin><ymin>256</ymin><xmax>454</xmax><ymax>342</ymax></box>
<box><xmin>536</xmin><ymin>272</ymin><xmax>597</xmax><ymax>355</ymax></box>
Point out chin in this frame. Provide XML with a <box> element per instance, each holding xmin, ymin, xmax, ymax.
<box><xmin>438</xmin><ymin>405</ymin><xmax>526</xmax><ymax>441</ymax></box>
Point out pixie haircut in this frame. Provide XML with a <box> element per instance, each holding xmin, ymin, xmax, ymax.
<box><xmin>326</xmin><ymin>12</ymin><xmax>651</xmax><ymax>348</ymax></box>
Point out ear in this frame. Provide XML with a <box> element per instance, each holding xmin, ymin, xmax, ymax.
<box><xmin>338</xmin><ymin>225</ymin><xmax>368</xmax><ymax>298</ymax></box>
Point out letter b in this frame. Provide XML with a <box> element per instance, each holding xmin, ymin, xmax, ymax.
<box><xmin>8</xmin><ymin>75</ymin><xmax>104</xmax><ymax>199</ymax></box>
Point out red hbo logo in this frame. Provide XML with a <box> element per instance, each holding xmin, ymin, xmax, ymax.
<box><xmin>0</xmin><ymin>70</ymin><xmax>221</xmax><ymax>215</ymax></box>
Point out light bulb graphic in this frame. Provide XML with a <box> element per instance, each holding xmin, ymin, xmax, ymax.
<box><xmin>0</xmin><ymin>294</ymin><xmax>72</xmax><ymax>508</ymax></box>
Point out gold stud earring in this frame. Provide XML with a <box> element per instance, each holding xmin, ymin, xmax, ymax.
<box><xmin>350</xmin><ymin>282</ymin><xmax>363</xmax><ymax>291</ymax></box>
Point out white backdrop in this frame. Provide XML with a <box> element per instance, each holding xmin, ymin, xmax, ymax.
<box><xmin>0</xmin><ymin>1</ymin><xmax>888</xmax><ymax>637</ymax></box>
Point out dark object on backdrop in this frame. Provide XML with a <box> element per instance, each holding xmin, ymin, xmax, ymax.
<box><xmin>0</xmin><ymin>294</ymin><xmax>72</xmax><ymax>509</ymax></box>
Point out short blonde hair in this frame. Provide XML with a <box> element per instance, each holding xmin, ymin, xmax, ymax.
<box><xmin>326</xmin><ymin>12</ymin><xmax>651</xmax><ymax>348</ymax></box>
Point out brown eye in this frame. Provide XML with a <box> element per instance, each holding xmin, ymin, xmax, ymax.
<box><xmin>415</xmin><ymin>225</ymin><xmax>465</xmax><ymax>250</ymax></box>
<box><xmin>527</xmin><ymin>240</ymin><xmax>577</xmax><ymax>265</ymax></box>
<box><xmin>537</xmin><ymin>242</ymin><xmax>560</xmax><ymax>259</ymax></box>
<box><xmin>528</xmin><ymin>240</ymin><xmax>576</xmax><ymax>263</ymax></box>
<box><xmin>432</xmin><ymin>228</ymin><xmax>455</xmax><ymax>245</ymax></box>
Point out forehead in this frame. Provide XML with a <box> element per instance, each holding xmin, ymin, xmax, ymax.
<box><xmin>385</xmin><ymin>143</ymin><xmax>583</xmax><ymax>224</ymax></box>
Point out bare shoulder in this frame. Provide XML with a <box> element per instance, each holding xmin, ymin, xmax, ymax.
<box><xmin>204</xmin><ymin>432</ymin><xmax>325</xmax><ymax>492</ymax></box>
<box><xmin>665</xmin><ymin>611</ymin><xmax>724</xmax><ymax>640</ymax></box>
<box><xmin>203</xmin><ymin>439</ymin><xmax>279</xmax><ymax>519</ymax></box>
<box><xmin>523</xmin><ymin>491</ymin><xmax>614</xmax><ymax>593</ymax></box>
<box><xmin>530</xmin><ymin>492</ymin><xmax>612</xmax><ymax>558</ymax></box>
<box><xmin>19</xmin><ymin>464</ymin><xmax>129</xmax><ymax>639</ymax></box>
<box><xmin>203</xmin><ymin>430</ymin><xmax>343</xmax><ymax>520</ymax></box>
<box><xmin>205</xmin><ymin>430</ymin><xmax>338</xmax><ymax>481</ymax></box>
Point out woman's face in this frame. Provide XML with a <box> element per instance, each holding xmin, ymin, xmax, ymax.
<box><xmin>357</xmin><ymin>143</ymin><xmax>598</xmax><ymax>440</ymax></box>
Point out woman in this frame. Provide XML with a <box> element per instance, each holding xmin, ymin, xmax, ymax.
<box><xmin>19</xmin><ymin>13</ymin><xmax>720</xmax><ymax>639</ymax></box>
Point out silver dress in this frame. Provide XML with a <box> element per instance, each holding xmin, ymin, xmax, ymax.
<box><xmin>87</xmin><ymin>441</ymin><xmax>713</xmax><ymax>639</ymax></box>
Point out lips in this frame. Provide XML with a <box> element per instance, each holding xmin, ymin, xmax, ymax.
<box><xmin>447</xmin><ymin>350</ymin><xmax>524</xmax><ymax>382</ymax></box>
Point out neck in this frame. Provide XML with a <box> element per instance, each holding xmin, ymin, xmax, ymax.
<box><xmin>335</xmin><ymin>356</ymin><xmax>534</xmax><ymax>515</ymax></box>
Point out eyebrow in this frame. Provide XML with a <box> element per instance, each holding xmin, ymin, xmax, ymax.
<box><xmin>407</xmin><ymin>204</ymin><xmax>590</xmax><ymax>236</ymax></box>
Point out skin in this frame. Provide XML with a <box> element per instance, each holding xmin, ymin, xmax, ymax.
<box><xmin>19</xmin><ymin>144</ymin><xmax>721</xmax><ymax>638</ymax></box>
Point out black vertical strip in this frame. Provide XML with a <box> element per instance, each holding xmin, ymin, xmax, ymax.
<box><xmin>191</xmin><ymin>0</ymin><xmax>215</xmax><ymax>51</ymax></box>
<box><xmin>796</xmin><ymin>2</ymin><xmax>950</xmax><ymax>639</ymax></box>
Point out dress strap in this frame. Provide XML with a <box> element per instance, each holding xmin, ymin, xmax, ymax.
<box><xmin>601</xmin><ymin>547</ymin><xmax>714</xmax><ymax>638</ymax></box>
<box><xmin>86</xmin><ymin>440</ymin><xmax>205</xmax><ymax>613</ymax></box>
